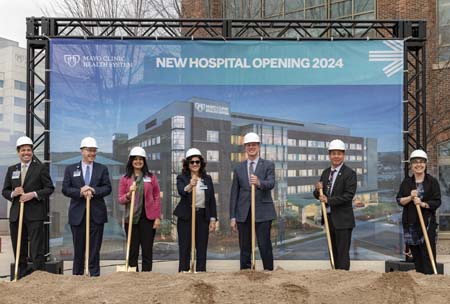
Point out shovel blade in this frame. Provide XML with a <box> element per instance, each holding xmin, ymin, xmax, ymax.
<box><xmin>116</xmin><ymin>265</ymin><xmax>137</xmax><ymax>272</ymax></box>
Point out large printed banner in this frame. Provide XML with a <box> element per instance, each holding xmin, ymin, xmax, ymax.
<box><xmin>50</xmin><ymin>39</ymin><xmax>404</xmax><ymax>260</ymax></box>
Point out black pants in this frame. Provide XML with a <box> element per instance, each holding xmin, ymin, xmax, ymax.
<box><xmin>237</xmin><ymin>213</ymin><xmax>274</xmax><ymax>271</ymax></box>
<box><xmin>124</xmin><ymin>216</ymin><xmax>156</xmax><ymax>272</ymax></box>
<box><xmin>410</xmin><ymin>221</ymin><xmax>438</xmax><ymax>275</ymax></box>
<box><xmin>177</xmin><ymin>209</ymin><xmax>210</xmax><ymax>272</ymax></box>
<box><xmin>10</xmin><ymin>220</ymin><xmax>45</xmax><ymax>278</ymax></box>
<box><xmin>71</xmin><ymin>217</ymin><xmax>104</xmax><ymax>276</ymax></box>
<box><xmin>328</xmin><ymin>215</ymin><xmax>352</xmax><ymax>270</ymax></box>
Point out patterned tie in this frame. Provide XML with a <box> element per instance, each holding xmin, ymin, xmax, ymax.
<box><xmin>21</xmin><ymin>164</ymin><xmax>27</xmax><ymax>185</ymax></box>
<box><xmin>85</xmin><ymin>165</ymin><xmax>91</xmax><ymax>185</ymax></box>
<box><xmin>249</xmin><ymin>161</ymin><xmax>255</xmax><ymax>184</ymax></box>
<box><xmin>326</xmin><ymin>169</ymin><xmax>337</xmax><ymax>196</ymax></box>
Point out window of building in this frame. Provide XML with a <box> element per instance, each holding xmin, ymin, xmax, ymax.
<box><xmin>273</xmin><ymin>127</ymin><xmax>283</xmax><ymax>145</ymax></box>
<box><xmin>172</xmin><ymin>151</ymin><xmax>184</xmax><ymax>173</ymax></box>
<box><xmin>153</xmin><ymin>153</ymin><xmax>160</xmax><ymax>160</ymax></box>
<box><xmin>156</xmin><ymin>136</ymin><xmax>161</xmax><ymax>144</ymax></box>
<box><xmin>308</xmin><ymin>154</ymin><xmax>316</xmax><ymax>161</ymax></box>
<box><xmin>288</xmin><ymin>169</ymin><xmax>297</xmax><ymax>177</ymax></box>
<box><xmin>171</xmin><ymin>115</ymin><xmax>185</xmax><ymax>129</ymax></box>
<box><xmin>356</xmin><ymin>144</ymin><xmax>362</xmax><ymax>150</ymax></box>
<box><xmin>288</xmin><ymin>186</ymin><xmax>297</xmax><ymax>194</ymax></box>
<box><xmin>308</xmin><ymin>140</ymin><xmax>316</xmax><ymax>147</ymax></box>
<box><xmin>209</xmin><ymin>172</ymin><xmax>219</xmax><ymax>183</ymax></box>
<box><xmin>439</xmin><ymin>0</ymin><xmax>450</xmax><ymax>62</ymax></box>
<box><xmin>265</xmin><ymin>146</ymin><xmax>277</xmax><ymax>160</ymax></box>
<box><xmin>299</xmin><ymin>153</ymin><xmax>307</xmax><ymax>160</ymax></box>
<box><xmin>0</xmin><ymin>79</ymin><xmax>4</xmax><ymax>88</ymax></box>
<box><xmin>171</xmin><ymin>130</ymin><xmax>185</xmax><ymax>149</ymax></box>
<box><xmin>0</xmin><ymin>96</ymin><xmax>3</xmax><ymax>104</ymax></box>
<box><xmin>14</xmin><ymin>80</ymin><xmax>26</xmax><ymax>91</ymax></box>
<box><xmin>14</xmin><ymin>114</ymin><xmax>26</xmax><ymax>124</ymax></box>
<box><xmin>207</xmin><ymin>130</ymin><xmax>219</xmax><ymax>143</ymax></box>
<box><xmin>308</xmin><ymin>169</ymin><xmax>315</xmax><ymax>176</ymax></box>
<box><xmin>0</xmin><ymin>113</ymin><xmax>3</xmax><ymax>122</ymax></box>
<box><xmin>151</xmin><ymin>137</ymin><xmax>156</xmax><ymax>145</ymax></box>
<box><xmin>288</xmin><ymin>138</ymin><xmax>297</xmax><ymax>146</ymax></box>
<box><xmin>299</xmin><ymin>139</ymin><xmax>308</xmax><ymax>147</ymax></box>
<box><xmin>207</xmin><ymin>150</ymin><xmax>219</xmax><ymax>162</ymax></box>
<box><xmin>262</xmin><ymin>126</ymin><xmax>273</xmax><ymax>145</ymax></box>
<box><xmin>288</xmin><ymin>153</ymin><xmax>297</xmax><ymax>161</ymax></box>
<box><xmin>299</xmin><ymin>169</ymin><xmax>308</xmax><ymax>177</ymax></box>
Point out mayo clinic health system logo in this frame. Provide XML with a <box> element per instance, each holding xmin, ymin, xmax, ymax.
<box><xmin>63</xmin><ymin>54</ymin><xmax>132</xmax><ymax>68</ymax></box>
<box><xmin>64</xmin><ymin>55</ymin><xmax>81</xmax><ymax>67</ymax></box>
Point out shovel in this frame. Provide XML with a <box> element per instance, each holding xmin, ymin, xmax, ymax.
<box><xmin>416</xmin><ymin>203</ymin><xmax>438</xmax><ymax>274</ymax></box>
<box><xmin>84</xmin><ymin>194</ymin><xmax>91</xmax><ymax>276</ymax></box>
<box><xmin>13</xmin><ymin>200</ymin><xmax>25</xmax><ymax>282</ymax></box>
<box><xmin>251</xmin><ymin>183</ymin><xmax>256</xmax><ymax>270</ymax></box>
<box><xmin>117</xmin><ymin>182</ymin><xmax>137</xmax><ymax>272</ymax></box>
<box><xmin>189</xmin><ymin>186</ymin><xmax>196</xmax><ymax>273</ymax></box>
<box><xmin>320</xmin><ymin>188</ymin><xmax>335</xmax><ymax>270</ymax></box>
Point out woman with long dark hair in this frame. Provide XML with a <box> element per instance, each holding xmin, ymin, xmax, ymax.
<box><xmin>396</xmin><ymin>149</ymin><xmax>441</xmax><ymax>274</ymax></box>
<box><xmin>118</xmin><ymin>147</ymin><xmax>161</xmax><ymax>271</ymax></box>
<box><xmin>174</xmin><ymin>148</ymin><xmax>217</xmax><ymax>272</ymax></box>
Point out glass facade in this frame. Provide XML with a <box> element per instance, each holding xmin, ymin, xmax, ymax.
<box><xmin>225</xmin><ymin>0</ymin><xmax>376</xmax><ymax>20</ymax></box>
<box><xmin>438</xmin><ymin>140</ymin><xmax>450</xmax><ymax>232</ymax></box>
<box><xmin>439</xmin><ymin>0</ymin><xmax>450</xmax><ymax>62</ymax></box>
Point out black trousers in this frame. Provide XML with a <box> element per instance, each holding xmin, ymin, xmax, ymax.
<box><xmin>10</xmin><ymin>220</ymin><xmax>45</xmax><ymax>278</ymax></box>
<box><xmin>328</xmin><ymin>215</ymin><xmax>352</xmax><ymax>270</ymax></box>
<box><xmin>237</xmin><ymin>213</ymin><xmax>273</xmax><ymax>271</ymax></box>
<box><xmin>177</xmin><ymin>209</ymin><xmax>210</xmax><ymax>272</ymax></box>
<box><xmin>71</xmin><ymin>216</ymin><xmax>104</xmax><ymax>276</ymax></box>
<box><xmin>124</xmin><ymin>216</ymin><xmax>156</xmax><ymax>272</ymax></box>
<box><xmin>410</xmin><ymin>221</ymin><xmax>437</xmax><ymax>275</ymax></box>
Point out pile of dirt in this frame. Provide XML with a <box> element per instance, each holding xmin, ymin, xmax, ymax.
<box><xmin>1</xmin><ymin>269</ymin><xmax>450</xmax><ymax>304</ymax></box>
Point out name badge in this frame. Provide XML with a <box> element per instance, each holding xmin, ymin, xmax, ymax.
<box><xmin>73</xmin><ymin>170</ymin><xmax>81</xmax><ymax>177</ymax></box>
<box><xmin>12</xmin><ymin>171</ymin><xmax>20</xmax><ymax>179</ymax></box>
<box><xmin>199</xmin><ymin>181</ymin><xmax>208</xmax><ymax>190</ymax></box>
<box><xmin>143</xmin><ymin>177</ymin><xmax>151</xmax><ymax>183</ymax></box>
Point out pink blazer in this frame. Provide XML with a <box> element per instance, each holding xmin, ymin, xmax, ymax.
<box><xmin>118</xmin><ymin>174</ymin><xmax>161</xmax><ymax>220</ymax></box>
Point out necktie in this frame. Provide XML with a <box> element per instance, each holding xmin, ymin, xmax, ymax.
<box><xmin>249</xmin><ymin>161</ymin><xmax>255</xmax><ymax>184</ymax></box>
<box><xmin>21</xmin><ymin>164</ymin><xmax>27</xmax><ymax>185</ymax></box>
<box><xmin>326</xmin><ymin>169</ymin><xmax>336</xmax><ymax>195</ymax></box>
<box><xmin>85</xmin><ymin>165</ymin><xmax>91</xmax><ymax>185</ymax></box>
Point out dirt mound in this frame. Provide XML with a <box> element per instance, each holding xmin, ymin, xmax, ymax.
<box><xmin>1</xmin><ymin>270</ymin><xmax>449</xmax><ymax>304</ymax></box>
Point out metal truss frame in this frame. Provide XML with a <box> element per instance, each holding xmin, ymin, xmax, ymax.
<box><xmin>26</xmin><ymin>17</ymin><xmax>426</xmax><ymax>257</ymax></box>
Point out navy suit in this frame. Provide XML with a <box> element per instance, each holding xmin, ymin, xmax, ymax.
<box><xmin>174</xmin><ymin>173</ymin><xmax>217</xmax><ymax>272</ymax></box>
<box><xmin>313</xmin><ymin>163</ymin><xmax>357</xmax><ymax>270</ymax></box>
<box><xmin>2</xmin><ymin>160</ymin><xmax>54</xmax><ymax>277</ymax></box>
<box><xmin>230</xmin><ymin>158</ymin><xmax>276</xmax><ymax>270</ymax></box>
<box><xmin>62</xmin><ymin>161</ymin><xmax>111</xmax><ymax>276</ymax></box>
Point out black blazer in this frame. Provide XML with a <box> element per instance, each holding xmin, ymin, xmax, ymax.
<box><xmin>396</xmin><ymin>173</ymin><xmax>441</xmax><ymax>227</ymax></box>
<box><xmin>313</xmin><ymin>163</ymin><xmax>357</xmax><ymax>229</ymax></box>
<box><xmin>2</xmin><ymin>160</ymin><xmax>55</xmax><ymax>222</ymax></box>
<box><xmin>62</xmin><ymin>162</ymin><xmax>112</xmax><ymax>226</ymax></box>
<box><xmin>174</xmin><ymin>173</ymin><xmax>217</xmax><ymax>221</ymax></box>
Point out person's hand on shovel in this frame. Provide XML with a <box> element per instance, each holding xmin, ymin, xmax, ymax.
<box><xmin>230</xmin><ymin>219</ymin><xmax>237</xmax><ymax>233</ymax></box>
<box><xmin>410</xmin><ymin>190</ymin><xmax>418</xmax><ymax>199</ymax></box>
<box><xmin>413</xmin><ymin>196</ymin><xmax>429</xmax><ymax>209</ymax></box>
<box><xmin>19</xmin><ymin>192</ymin><xmax>35</xmax><ymax>203</ymax></box>
<box><xmin>153</xmin><ymin>218</ymin><xmax>161</xmax><ymax>229</ymax></box>
<box><xmin>209</xmin><ymin>219</ymin><xmax>216</xmax><ymax>232</ymax></box>
<box><xmin>127</xmin><ymin>184</ymin><xmax>137</xmax><ymax>200</ymax></box>
<box><xmin>250</xmin><ymin>174</ymin><xmax>260</xmax><ymax>187</ymax></box>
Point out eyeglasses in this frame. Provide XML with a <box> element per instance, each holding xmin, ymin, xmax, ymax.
<box><xmin>189</xmin><ymin>160</ymin><xmax>201</xmax><ymax>165</ymax></box>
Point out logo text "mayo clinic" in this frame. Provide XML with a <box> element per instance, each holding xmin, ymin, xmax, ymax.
<box><xmin>194</xmin><ymin>102</ymin><xmax>230</xmax><ymax>116</ymax></box>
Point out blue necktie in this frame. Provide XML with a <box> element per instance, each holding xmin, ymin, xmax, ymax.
<box><xmin>85</xmin><ymin>165</ymin><xmax>91</xmax><ymax>185</ymax></box>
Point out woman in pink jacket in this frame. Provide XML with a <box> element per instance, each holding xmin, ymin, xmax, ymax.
<box><xmin>118</xmin><ymin>147</ymin><xmax>161</xmax><ymax>271</ymax></box>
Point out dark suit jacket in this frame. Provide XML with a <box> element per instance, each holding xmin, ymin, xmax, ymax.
<box><xmin>313</xmin><ymin>163</ymin><xmax>357</xmax><ymax>229</ymax></box>
<box><xmin>230</xmin><ymin>158</ymin><xmax>276</xmax><ymax>223</ymax></box>
<box><xmin>2</xmin><ymin>160</ymin><xmax>54</xmax><ymax>222</ymax></box>
<box><xmin>62</xmin><ymin>161</ymin><xmax>112</xmax><ymax>226</ymax></box>
<box><xmin>174</xmin><ymin>173</ymin><xmax>217</xmax><ymax>221</ymax></box>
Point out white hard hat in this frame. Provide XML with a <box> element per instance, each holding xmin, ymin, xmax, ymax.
<box><xmin>16</xmin><ymin>136</ymin><xmax>33</xmax><ymax>148</ymax></box>
<box><xmin>243</xmin><ymin>132</ymin><xmax>260</xmax><ymax>144</ymax></box>
<box><xmin>328</xmin><ymin>139</ymin><xmax>346</xmax><ymax>151</ymax></box>
<box><xmin>186</xmin><ymin>148</ymin><xmax>202</xmax><ymax>158</ymax></box>
<box><xmin>409</xmin><ymin>149</ymin><xmax>428</xmax><ymax>162</ymax></box>
<box><xmin>129</xmin><ymin>147</ymin><xmax>146</xmax><ymax>158</ymax></box>
<box><xmin>80</xmin><ymin>137</ymin><xmax>98</xmax><ymax>149</ymax></box>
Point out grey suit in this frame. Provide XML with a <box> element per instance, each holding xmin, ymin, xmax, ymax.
<box><xmin>230</xmin><ymin>158</ymin><xmax>276</xmax><ymax>270</ymax></box>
